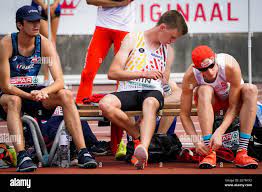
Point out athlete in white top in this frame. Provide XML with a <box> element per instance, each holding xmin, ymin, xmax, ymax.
<box><xmin>180</xmin><ymin>45</ymin><xmax>258</xmax><ymax>169</ymax></box>
<box><xmin>96</xmin><ymin>2</ymin><xmax>136</xmax><ymax>32</ymax></box>
<box><xmin>99</xmin><ymin>10</ymin><xmax>188</xmax><ymax>169</ymax></box>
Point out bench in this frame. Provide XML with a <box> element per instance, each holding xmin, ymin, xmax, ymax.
<box><xmin>77</xmin><ymin>102</ymin><xmax>198</xmax><ymax>117</ymax></box>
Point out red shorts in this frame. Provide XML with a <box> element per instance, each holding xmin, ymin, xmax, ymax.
<box><xmin>194</xmin><ymin>93</ymin><xmax>229</xmax><ymax>113</ymax></box>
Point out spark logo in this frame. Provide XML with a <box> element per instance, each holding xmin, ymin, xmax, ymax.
<box><xmin>61</xmin><ymin>0</ymin><xmax>81</xmax><ymax>16</ymax></box>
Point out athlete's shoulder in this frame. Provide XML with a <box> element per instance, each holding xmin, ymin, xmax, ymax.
<box><xmin>183</xmin><ymin>65</ymin><xmax>197</xmax><ymax>85</ymax></box>
<box><xmin>39</xmin><ymin>34</ymin><xmax>50</xmax><ymax>45</ymax></box>
<box><xmin>1</xmin><ymin>34</ymin><xmax>12</xmax><ymax>46</ymax></box>
<box><xmin>40</xmin><ymin>34</ymin><xmax>55</xmax><ymax>55</ymax></box>
<box><xmin>121</xmin><ymin>32</ymin><xmax>137</xmax><ymax>50</ymax></box>
<box><xmin>184</xmin><ymin>65</ymin><xmax>195</xmax><ymax>78</ymax></box>
<box><xmin>220</xmin><ymin>53</ymin><xmax>239</xmax><ymax>71</ymax></box>
<box><xmin>0</xmin><ymin>34</ymin><xmax>13</xmax><ymax>58</ymax></box>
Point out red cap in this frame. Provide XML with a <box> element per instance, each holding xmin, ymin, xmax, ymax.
<box><xmin>192</xmin><ymin>45</ymin><xmax>215</xmax><ymax>68</ymax></box>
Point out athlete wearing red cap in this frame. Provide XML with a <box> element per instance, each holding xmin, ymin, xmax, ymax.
<box><xmin>180</xmin><ymin>45</ymin><xmax>258</xmax><ymax>169</ymax></box>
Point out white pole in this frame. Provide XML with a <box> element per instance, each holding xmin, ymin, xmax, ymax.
<box><xmin>248</xmin><ymin>0</ymin><xmax>252</xmax><ymax>83</ymax></box>
<box><xmin>47</xmin><ymin>0</ymin><xmax>52</xmax><ymax>84</ymax></box>
<box><xmin>47</xmin><ymin>0</ymin><xmax>51</xmax><ymax>41</ymax></box>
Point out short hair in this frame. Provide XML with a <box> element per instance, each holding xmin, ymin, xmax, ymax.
<box><xmin>157</xmin><ymin>10</ymin><xmax>188</xmax><ymax>35</ymax></box>
<box><xmin>16</xmin><ymin>20</ymin><xmax>23</xmax><ymax>31</ymax></box>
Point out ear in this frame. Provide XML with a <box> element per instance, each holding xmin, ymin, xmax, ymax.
<box><xmin>159</xmin><ymin>23</ymin><xmax>167</xmax><ymax>31</ymax></box>
<box><xmin>17</xmin><ymin>22</ymin><xmax>23</xmax><ymax>30</ymax></box>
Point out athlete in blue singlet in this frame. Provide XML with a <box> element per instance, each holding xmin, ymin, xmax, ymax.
<box><xmin>0</xmin><ymin>5</ymin><xmax>97</xmax><ymax>172</ymax></box>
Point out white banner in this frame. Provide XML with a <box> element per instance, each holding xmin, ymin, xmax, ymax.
<box><xmin>0</xmin><ymin>0</ymin><xmax>262</xmax><ymax>35</ymax></box>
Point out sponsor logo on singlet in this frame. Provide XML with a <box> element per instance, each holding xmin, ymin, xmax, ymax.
<box><xmin>139</xmin><ymin>48</ymin><xmax>145</xmax><ymax>53</ymax></box>
<box><xmin>151</xmin><ymin>53</ymin><xmax>163</xmax><ymax>60</ymax></box>
<box><xmin>10</xmin><ymin>76</ymin><xmax>39</xmax><ymax>87</ymax></box>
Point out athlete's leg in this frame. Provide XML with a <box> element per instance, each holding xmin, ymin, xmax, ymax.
<box><xmin>99</xmin><ymin>94</ymin><xmax>140</xmax><ymax>139</ymax></box>
<box><xmin>157</xmin><ymin>81</ymin><xmax>182</xmax><ymax>134</ymax></box>
<box><xmin>140</xmin><ymin>97</ymin><xmax>160</xmax><ymax>149</ymax></box>
<box><xmin>42</xmin><ymin>89</ymin><xmax>86</xmax><ymax>150</ymax></box>
<box><xmin>0</xmin><ymin>95</ymin><xmax>24</xmax><ymax>152</ymax></box>
<box><xmin>76</xmin><ymin>27</ymin><xmax>113</xmax><ymax>103</ymax></box>
<box><xmin>196</xmin><ymin>85</ymin><xmax>216</xmax><ymax>136</ymax></box>
<box><xmin>239</xmin><ymin>83</ymin><xmax>258</xmax><ymax>135</ymax></box>
<box><xmin>234</xmin><ymin>83</ymin><xmax>258</xmax><ymax>168</ymax></box>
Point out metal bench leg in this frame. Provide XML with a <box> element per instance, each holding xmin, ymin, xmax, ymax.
<box><xmin>48</xmin><ymin>120</ymin><xmax>64</xmax><ymax>165</ymax></box>
<box><xmin>23</xmin><ymin>115</ymin><xmax>49</xmax><ymax>166</ymax></box>
<box><xmin>21</xmin><ymin>116</ymin><xmax>44</xmax><ymax>164</ymax></box>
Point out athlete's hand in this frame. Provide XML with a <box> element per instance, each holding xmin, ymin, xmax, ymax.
<box><xmin>210</xmin><ymin>129</ymin><xmax>223</xmax><ymax>151</ymax></box>
<box><xmin>31</xmin><ymin>90</ymin><xmax>49</xmax><ymax>101</ymax></box>
<box><xmin>142</xmin><ymin>70</ymin><xmax>163</xmax><ymax>80</ymax></box>
<box><xmin>194</xmin><ymin>141</ymin><xmax>210</xmax><ymax>156</ymax></box>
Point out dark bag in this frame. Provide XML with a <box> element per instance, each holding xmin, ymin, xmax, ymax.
<box><xmin>213</xmin><ymin>116</ymin><xmax>240</xmax><ymax>153</ymax></box>
<box><xmin>125</xmin><ymin>133</ymin><xmax>182</xmax><ymax>163</ymax></box>
<box><xmin>248</xmin><ymin>126</ymin><xmax>262</xmax><ymax>161</ymax></box>
<box><xmin>213</xmin><ymin>115</ymin><xmax>262</xmax><ymax>161</ymax></box>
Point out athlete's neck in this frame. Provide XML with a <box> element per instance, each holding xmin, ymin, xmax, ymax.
<box><xmin>18</xmin><ymin>32</ymin><xmax>35</xmax><ymax>49</ymax></box>
<box><xmin>144</xmin><ymin>28</ymin><xmax>161</xmax><ymax>51</ymax></box>
<box><xmin>17</xmin><ymin>32</ymin><xmax>36</xmax><ymax>56</ymax></box>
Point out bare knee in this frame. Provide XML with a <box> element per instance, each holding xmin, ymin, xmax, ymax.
<box><xmin>197</xmin><ymin>85</ymin><xmax>214</xmax><ymax>103</ymax></box>
<box><xmin>7</xmin><ymin>96</ymin><xmax>22</xmax><ymax>110</ymax></box>
<box><xmin>143</xmin><ymin>97</ymin><xmax>159</xmax><ymax>110</ymax></box>
<box><xmin>99</xmin><ymin>95</ymin><xmax>121</xmax><ymax>115</ymax></box>
<box><xmin>241</xmin><ymin>84</ymin><xmax>258</xmax><ymax>101</ymax></box>
<box><xmin>58</xmin><ymin>89</ymin><xmax>74</xmax><ymax>104</ymax></box>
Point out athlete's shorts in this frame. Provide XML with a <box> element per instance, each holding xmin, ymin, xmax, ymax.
<box><xmin>111</xmin><ymin>90</ymin><xmax>164</xmax><ymax>111</ymax></box>
<box><xmin>194</xmin><ymin>92</ymin><xmax>229</xmax><ymax>113</ymax></box>
<box><xmin>31</xmin><ymin>1</ymin><xmax>61</xmax><ymax>20</ymax></box>
<box><xmin>0</xmin><ymin>86</ymin><xmax>55</xmax><ymax>121</ymax></box>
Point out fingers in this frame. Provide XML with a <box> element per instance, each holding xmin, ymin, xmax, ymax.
<box><xmin>212</xmin><ymin>142</ymin><xmax>221</xmax><ymax>151</ymax></box>
<box><xmin>147</xmin><ymin>70</ymin><xmax>163</xmax><ymax>80</ymax></box>
<box><xmin>30</xmin><ymin>90</ymin><xmax>49</xmax><ymax>101</ymax></box>
<box><xmin>196</xmin><ymin>147</ymin><xmax>208</xmax><ymax>156</ymax></box>
<box><xmin>195</xmin><ymin>142</ymin><xmax>210</xmax><ymax>156</ymax></box>
<box><xmin>209</xmin><ymin>136</ymin><xmax>222</xmax><ymax>151</ymax></box>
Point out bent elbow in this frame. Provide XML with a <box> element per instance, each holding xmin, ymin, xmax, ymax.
<box><xmin>107</xmin><ymin>72</ymin><xmax>115</xmax><ymax>80</ymax></box>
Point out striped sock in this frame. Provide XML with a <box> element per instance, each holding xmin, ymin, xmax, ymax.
<box><xmin>202</xmin><ymin>134</ymin><xmax>212</xmax><ymax>146</ymax></box>
<box><xmin>238</xmin><ymin>132</ymin><xmax>251</xmax><ymax>151</ymax></box>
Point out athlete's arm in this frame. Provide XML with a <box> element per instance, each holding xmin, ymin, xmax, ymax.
<box><xmin>180</xmin><ymin>67</ymin><xmax>210</xmax><ymax>155</ymax></box>
<box><xmin>180</xmin><ymin>67</ymin><xmax>198</xmax><ymax>137</ymax></box>
<box><xmin>0</xmin><ymin>36</ymin><xmax>33</xmax><ymax>100</ymax></box>
<box><xmin>215</xmin><ymin>55</ymin><xmax>242</xmax><ymax>135</ymax></box>
<box><xmin>162</xmin><ymin>45</ymin><xmax>174</xmax><ymax>83</ymax></box>
<box><xmin>40</xmin><ymin>36</ymin><xmax>64</xmax><ymax>95</ymax></box>
<box><xmin>86</xmin><ymin>0</ymin><xmax>132</xmax><ymax>8</ymax></box>
<box><xmin>108</xmin><ymin>33</ymin><xmax>163</xmax><ymax>81</ymax></box>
